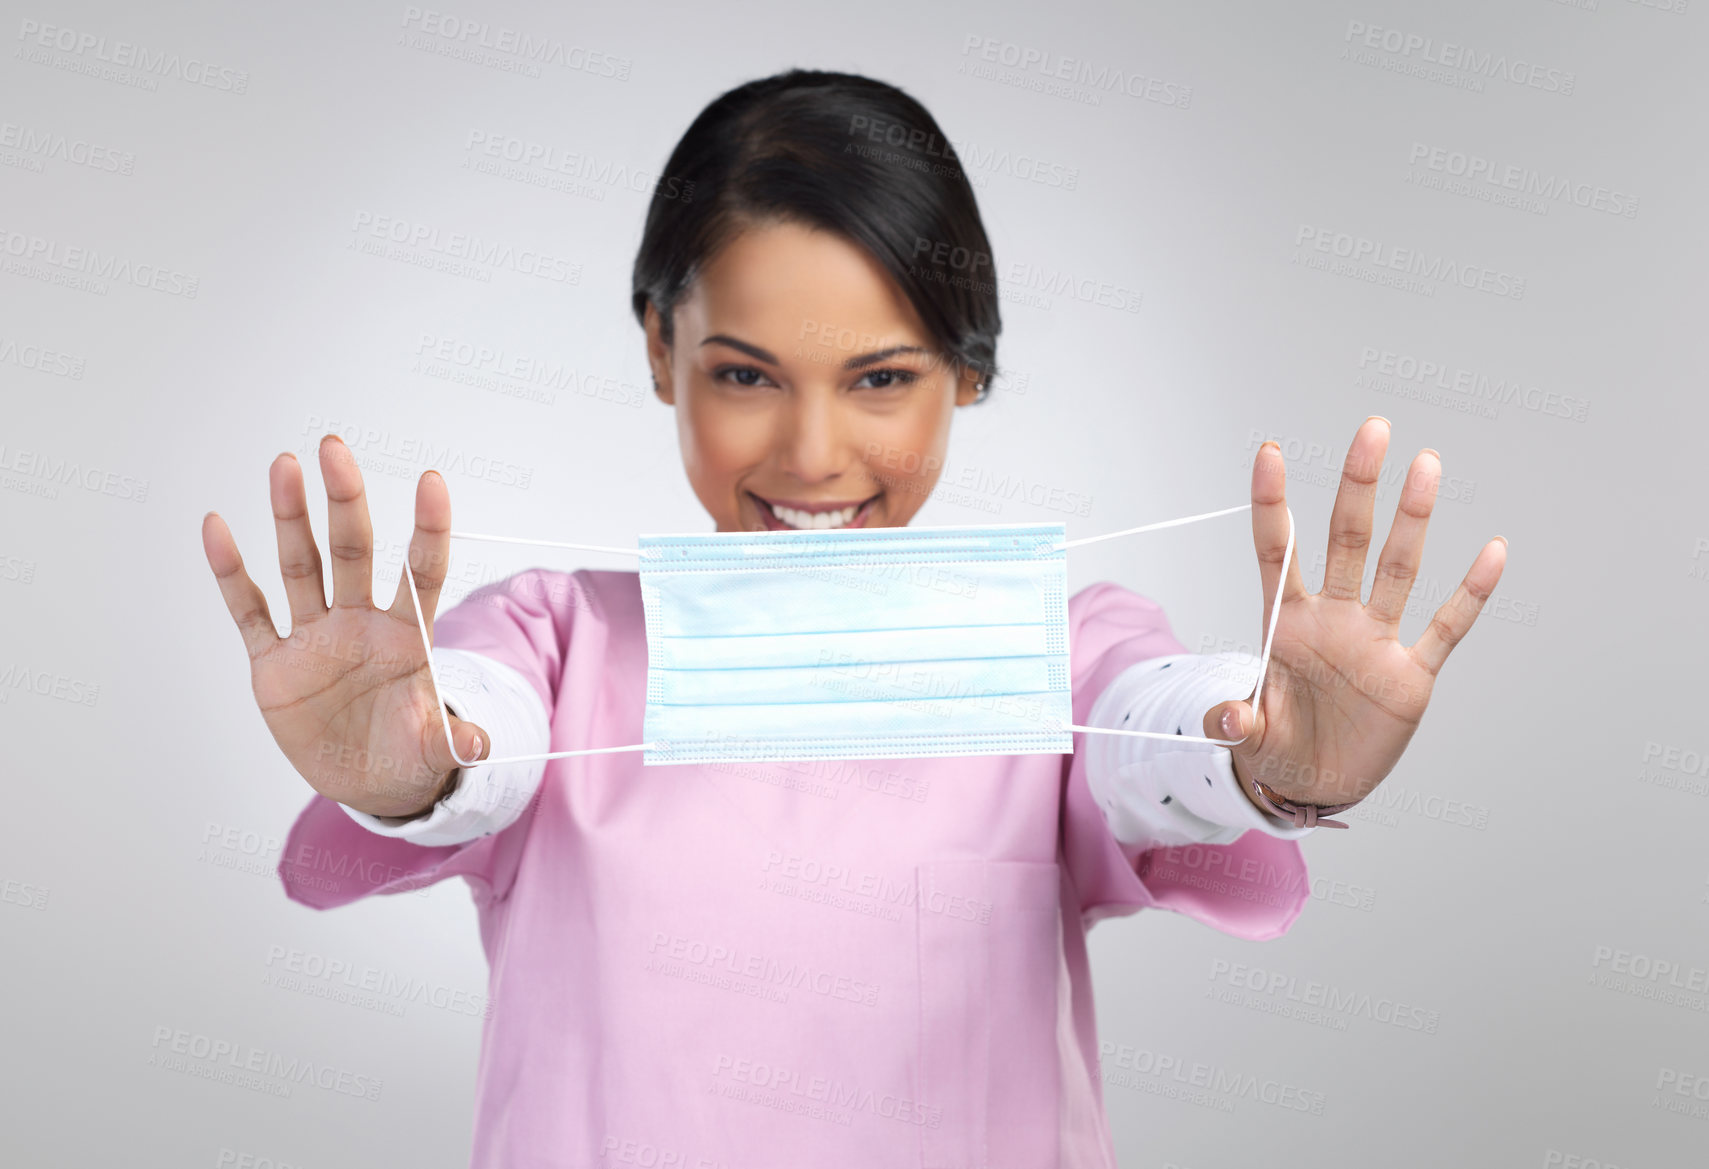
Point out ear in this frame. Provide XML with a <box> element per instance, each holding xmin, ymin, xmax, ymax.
<box><xmin>953</xmin><ymin>361</ymin><xmax>984</xmax><ymax>407</ymax></box>
<box><xmin>643</xmin><ymin>301</ymin><xmax>675</xmax><ymax>405</ymax></box>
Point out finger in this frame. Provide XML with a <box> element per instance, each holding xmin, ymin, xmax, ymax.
<box><xmin>388</xmin><ymin>470</ymin><xmax>453</xmax><ymax>631</ymax></box>
<box><xmin>201</xmin><ymin>511</ymin><xmax>280</xmax><ymax>659</ymax></box>
<box><xmin>1412</xmin><ymin>537</ymin><xmax>1508</xmax><ymax>675</ymax></box>
<box><xmin>1320</xmin><ymin>417</ymin><xmax>1390</xmax><ymax>602</ymax></box>
<box><xmin>320</xmin><ymin>434</ymin><xmax>374</xmax><ymax>609</ymax></box>
<box><xmin>1367</xmin><ymin>448</ymin><xmax>1440</xmax><ymax>627</ymax></box>
<box><xmin>270</xmin><ymin>452</ymin><xmax>327</xmax><ymax>625</ymax></box>
<box><xmin>1252</xmin><ymin>441</ymin><xmax>1309</xmax><ymax>627</ymax></box>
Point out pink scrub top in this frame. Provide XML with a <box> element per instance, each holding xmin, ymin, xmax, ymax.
<box><xmin>278</xmin><ymin>569</ymin><xmax>1309</xmax><ymax>1168</ymax></box>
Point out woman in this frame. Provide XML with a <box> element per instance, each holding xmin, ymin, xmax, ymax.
<box><xmin>201</xmin><ymin>69</ymin><xmax>1505</xmax><ymax>1166</ymax></box>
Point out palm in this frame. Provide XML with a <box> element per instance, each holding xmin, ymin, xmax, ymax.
<box><xmin>202</xmin><ymin>436</ymin><xmax>488</xmax><ymax>818</ymax></box>
<box><xmin>250</xmin><ymin>607</ymin><xmax>442</xmax><ymax>810</ymax></box>
<box><xmin>1213</xmin><ymin>419</ymin><xmax>1507</xmax><ymax>811</ymax></box>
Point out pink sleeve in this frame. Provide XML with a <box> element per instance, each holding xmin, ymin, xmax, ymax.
<box><xmin>1061</xmin><ymin>581</ymin><xmax>1310</xmax><ymax>941</ymax></box>
<box><xmin>276</xmin><ymin>569</ymin><xmax>593</xmax><ymax>912</ymax></box>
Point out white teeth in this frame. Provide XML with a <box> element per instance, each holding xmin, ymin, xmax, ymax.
<box><xmin>770</xmin><ymin>501</ymin><xmax>859</xmax><ymax>529</ymax></box>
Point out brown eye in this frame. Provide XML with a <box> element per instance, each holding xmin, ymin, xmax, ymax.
<box><xmin>855</xmin><ymin>368</ymin><xmax>919</xmax><ymax>391</ymax></box>
<box><xmin>714</xmin><ymin>365</ymin><xmax>771</xmax><ymax>387</ymax></box>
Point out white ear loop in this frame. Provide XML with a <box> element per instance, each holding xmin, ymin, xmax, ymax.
<box><xmin>398</xmin><ymin>501</ymin><xmax>1293</xmax><ymax>768</ymax></box>
<box><xmin>1060</xmin><ymin>502</ymin><xmax>1294</xmax><ymax>748</ymax></box>
<box><xmin>400</xmin><ymin>551</ymin><xmax>659</xmax><ymax>768</ymax></box>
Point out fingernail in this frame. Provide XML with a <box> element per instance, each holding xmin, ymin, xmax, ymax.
<box><xmin>1365</xmin><ymin>415</ymin><xmax>1391</xmax><ymax>428</ymax></box>
<box><xmin>1494</xmin><ymin>535</ymin><xmax>1508</xmax><ymax>548</ymax></box>
<box><xmin>472</xmin><ymin>734</ymin><xmax>483</xmax><ymax>758</ymax></box>
<box><xmin>1220</xmin><ymin>707</ymin><xmax>1243</xmax><ymax>738</ymax></box>
<box><xmin>1421</xmin><ymin>447</ymin><xmax>1441</xmax><ymax>459</ymax></box>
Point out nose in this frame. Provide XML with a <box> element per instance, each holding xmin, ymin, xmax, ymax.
<box><xmin>774</xmin><ymin>387</ymin><xmax>851</xmax><ymax>486</ymax></box>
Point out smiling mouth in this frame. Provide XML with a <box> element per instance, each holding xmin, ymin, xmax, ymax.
<box><xmin>748</xmin><ymin>491</ymin><xmax>882</xmax><ymax>530</ymax></box>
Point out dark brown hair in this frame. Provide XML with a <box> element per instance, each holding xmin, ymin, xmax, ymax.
<box><xmin>630</xmin><ymin>68</ymin><xmax>1001</xmax><ymax>401</ymax></box>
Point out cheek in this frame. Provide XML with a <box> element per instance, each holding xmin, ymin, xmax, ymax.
<box><xmin>863</xmin><ymin>398</ymin><xmax>954</xmax><ymax>499</ymax></box>
<box><xmin>679</xmin><ymin>390</ymin><xmax>758</xmax><ymax>489</ymax></box>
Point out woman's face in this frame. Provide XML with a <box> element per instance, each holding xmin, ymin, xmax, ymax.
<box><xmin>644</xmin><ymin>219</ymin><xmax>984</xmax><ymax>533</ymax></box>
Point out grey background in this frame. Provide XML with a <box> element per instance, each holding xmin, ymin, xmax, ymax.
<box><xmin>3</xmin><ymin>0</ymin><xmax>1705</xmax><ymax>1166</ymax></box>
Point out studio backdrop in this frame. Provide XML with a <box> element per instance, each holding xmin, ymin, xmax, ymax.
<box><xmin>3</xmin><ymin>1</ymin><xmax>1705</xmax><ymax>1166</ymax></box>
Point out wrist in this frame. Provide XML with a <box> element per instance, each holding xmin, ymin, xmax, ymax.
<box><xmin>388</xmin><ymin>768</ymin><xmax>462</xmax><ymax>823</ymax></box>
<box><xmin>1230</xmin><ymin>754</ymin><xmax>1286</xmax><ymax>820</ymax></box>
<box><xmin>1231</xmin><ymin>754</ymin><xmax>1360</xmax><ymax>830</ymax></box>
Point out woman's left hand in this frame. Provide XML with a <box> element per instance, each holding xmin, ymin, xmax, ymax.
<box><xmin>1202</xmin><ymin>416</ymin><xmax>1508</xmax><ymax>815</ymax></box>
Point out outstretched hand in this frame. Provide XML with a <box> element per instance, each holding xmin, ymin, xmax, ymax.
<box><xmin>1202</xmin><ymin>417</ymin><xmax>1507</xmax><ymax>816</ymax></box>
<box><xmin>201</xmin><ymin>434</ymin><xmax>489</xmax><ymax>818</ymax></box>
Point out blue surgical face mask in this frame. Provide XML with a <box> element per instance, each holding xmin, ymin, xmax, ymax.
<box><xmin>401</xmin><ymin>503</ymin><xmax>1294</xmax><ymax>768</ymax></box>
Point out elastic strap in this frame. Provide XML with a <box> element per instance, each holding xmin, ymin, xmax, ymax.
<box><xmin>400</xmin><ymin>502</ymin><xmax>1289</xmax><ymax>767</ymax></box>
<box><xmin>1067</xmin><ymin>502</ymin><xmax>1293</xmax><ymax>748</ymax></box>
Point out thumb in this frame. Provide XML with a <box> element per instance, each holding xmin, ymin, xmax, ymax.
<box><xmin>1203</xmin><ymin>699</ymin><xmax>1253</xmax><ymax>749</ymax></box>
<box><xmin>423</xmin><ymin>714</ymin><xmax>491</xmax><ymax>780</ymax></box>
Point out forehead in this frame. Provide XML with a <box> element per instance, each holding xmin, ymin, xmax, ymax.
<box><xmin>677</xmin><ymin>219</ymin><xmax>930</xmax><ymax>347</ymax></box>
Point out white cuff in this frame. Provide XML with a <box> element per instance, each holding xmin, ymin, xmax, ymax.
<box><xmin>339</xmin><ymin>648</ymin><xmax>551</xmax><ymax>846</ymax></box>
<box><xmin>1084</xmin><ymin>653</ymin><xmax>1317</xmax><ymax>848</ymax></box>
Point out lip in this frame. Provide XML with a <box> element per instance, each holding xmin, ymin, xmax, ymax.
<box><xmin>748</xmin><ymin>490</ymin><xmax>881</xmax><ymax>531</ymax></box>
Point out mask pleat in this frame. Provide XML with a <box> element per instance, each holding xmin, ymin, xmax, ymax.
<box><xmin>637</xmin><ymin>523</ymin><xmax>1072</xmax><ymax>765</ymax></box>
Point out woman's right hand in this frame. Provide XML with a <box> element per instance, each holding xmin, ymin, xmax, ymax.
<box><xmin>201</xmin><ymin>434</ymin><xmax>489</xmax><ymax>819</ymax></box>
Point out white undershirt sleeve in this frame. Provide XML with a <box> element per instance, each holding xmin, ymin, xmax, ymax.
<box><xmin>1083</xmin><ymin>652</ymin><xmax>1318</xmax><ymax>848</ymax></box>
<box><xmin>338</xmin><ymin>647</ymin><xmax>551</xmax><ymax>847</ymax></box>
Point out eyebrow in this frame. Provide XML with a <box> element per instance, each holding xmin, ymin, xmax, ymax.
<box><xmin>700</xmin><ymin>334</ymin><xmax>932</xmax><ymax>371</ymax></box>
